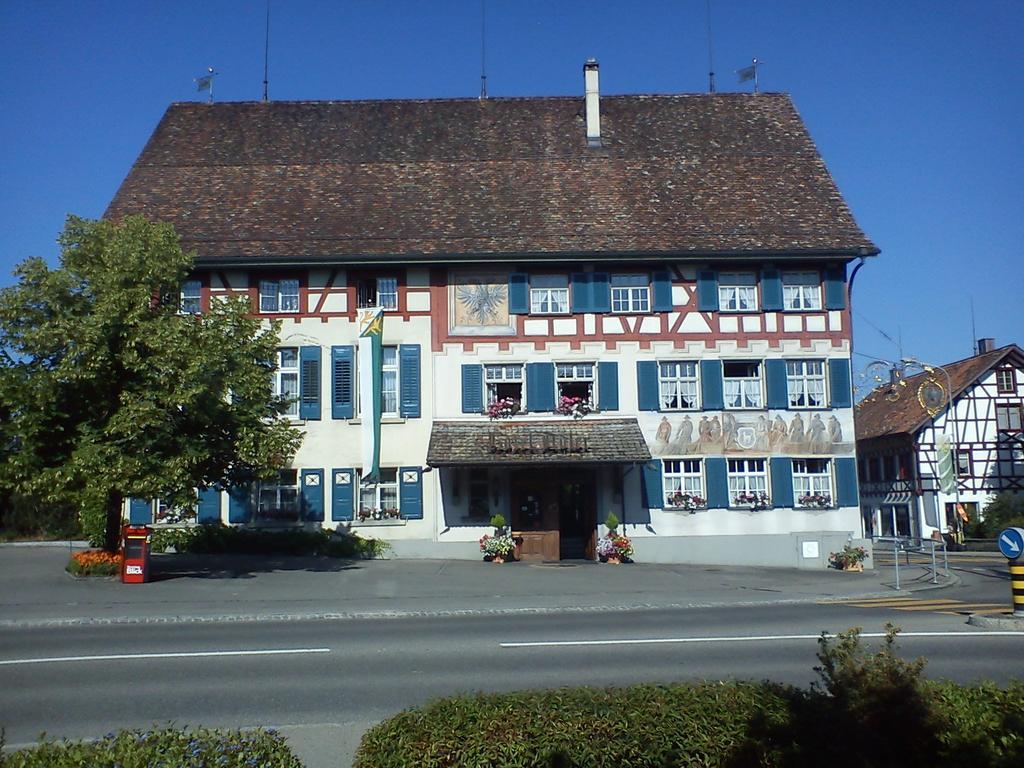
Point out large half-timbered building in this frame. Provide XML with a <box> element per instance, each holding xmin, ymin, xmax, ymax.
<box><xmin>855</xmin><ymin>342</ymin><xmax>1024</xmax><ymax>541</ymax></box>
<box><xmin>106</xmin><ymin>63</ymin><xmax>878</xmax><ymax>566</ymax></box>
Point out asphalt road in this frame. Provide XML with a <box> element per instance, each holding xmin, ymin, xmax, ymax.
<box><xmin>2</xmin><ymin>595</ymin><xmax>1022</xmax><ymax>767</ymax></box>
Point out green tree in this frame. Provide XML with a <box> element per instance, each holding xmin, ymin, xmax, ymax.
<box><xmin>0</xmin><ymin>216</ymin><xmax>302</xmax><ymax>551</ymax></box>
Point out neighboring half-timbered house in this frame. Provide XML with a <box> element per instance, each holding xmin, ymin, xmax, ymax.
<box><xmin>106</xmin><ymin>62</ymin><xmax>878</xmax><ymax>566</ymax></box>
<box><xmin>855</xmin><ymin>342</ymin><xmax>1024</xmax><ymax>541</ymax></box>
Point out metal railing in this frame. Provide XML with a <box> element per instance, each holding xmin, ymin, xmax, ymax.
<box><xmin>872</xmin><ymin>536</ymin><xmax>949</xmax><ymax>590</ymax></box>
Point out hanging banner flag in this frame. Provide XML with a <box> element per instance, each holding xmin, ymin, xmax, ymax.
<box><xmin>358</xmin><ymin>306</ymin><xmax>384</xmax><ymax>482</ymax></box>
<box><xmin>936</xmin><ymin>433</ymin><xmax>956</xmax><ymax>495</ymax></box>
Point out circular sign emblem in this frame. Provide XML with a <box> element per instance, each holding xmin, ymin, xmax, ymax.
<box><xmin>918</xmin><ymin>378</ymin><xmax>946</xmax><ymax>417</ymax></box>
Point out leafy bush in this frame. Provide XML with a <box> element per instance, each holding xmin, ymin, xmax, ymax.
<box><xmin>0</xmin><ymin>493</ymin><xmax>81</xmax><ymax>542</ymax></box>
<box><xmin>1</xmin><ymin>726</ymin><xmax>302</xmax><ymax>768</ymax></box>
<box><xmin>148</xmin><ymin>524</ymin><xmax>389</xmax><ymax>559</ymax></box>
<box><xmin>966</xmin><ymin>492</ymin><xmax>1024</xmax><ymax>538</ymax></box>
<box><xmin>355</xmin><ymin>625</ymin><xmax>1024</xmax><ymax>768</ymax></box>
<box><xmin>603</xmin><ymin>512</ymin><xmax>619</xmax><ymax>530</ymax></box>
<box><xmin>65</xmin><ymin>549</ymin><xmax>122</xmax><ymax>576</ymax></box>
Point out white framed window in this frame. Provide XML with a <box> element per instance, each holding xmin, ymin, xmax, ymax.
<box><xmin>782</xmin><ymin>271</ymin><xmax>822</xmax><ymax>311</ymax></box>
<box><xmin>955</xmin><ymin>449</ymin><xmax>972</xmax><ymax>477</ymax></box>
<box><xmin>255</xmin><ymin>469</ymin><xmax>300</xmax><ymax>523</ymax></box>
<box><xmin>381</xmin><ymin>346</ymin><xmax>399</xmax><ymax>416</ymax></box>
<box><xmin>663</xmin><ymin>459</ymin><xmax>705</xmax><ymax>508</ymax></box>
<box><xmin>718</xmin><ymin>272</ymin><xmax>758</xmax><ymax>312</ymax></box>
<box><xmin>485</xmin><ymin>363</ymin><xmax>524</xmax><ymax>406</ymax></box>
<box><xmin>357</xmin><ymin>278</ymin><xmax>399</xmax><ymax>310</ymax></box>
<box><xmin>556</xmin><ymin>362</ymin><xmax>595</xmax><ymax>404</ymax></box>
<box><xmin>530</xmin><ymin>275</ymin><xmax>569</xmax><ymax>315</ymax></box>
<box><xmin>259</xmin><ymin>279</ymin><xmax>300</xmax><ymax>313</ymax></box>
<box><xmin>274</xmin><ymin>347</ymin><xmax>300</xmax><ymax>417</ymax></box>
<box><xmin>659</xmin><ymin>361</ymin><xmax>700</xmax><ymax>410</ymax></box>
<box><xmin>996</xmin><ymin>369</ymin><xmax>1016</xmax><ymax>394</ymax></box>
<box><xmin>610</xmin><ymin>274</ymin><xmax>650</xmax><ymax>313</ymax></box>
<box><xmin>786</xmin><ymin>360</ymin><xmax>826</xmax><ymax>408</ymax></box>
<box><xmin>728</xmin><ymin>458</ymin><xmax>768</xmax><ymax>505</ymax></box>
<box><xmin>793</xmin><ymin>459</ymin><xmax>833</xmax><ymax>507</ymax></box>
<box><xmin>996</xmin><ymin>404</ymin><xmax>1022</xmax><ymax>431</ymax></box>
<box><xmin>358</xmin><ymin>468</ymin><xmax>399</xmax><ymax>520</ymax></box>
<box><xmin>179</xmin><ymin>280</ymin><xmax>201</xmax><ymax>315</ymax></box>
<box><xmin>153</xmin><ymin>498</ymin><xmax>198</xmax><ymax>525</ymax></box>
<box><xmin>723</xmin><ymin>361</ymin><xmax>763</xmax><ymax>409</ymax></box>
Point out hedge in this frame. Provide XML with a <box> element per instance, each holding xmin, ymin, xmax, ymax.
<box><xmin>148</xmin><ymin>524</ymin><xmax>389</xmax><ymax>559</ymax></box>
<box><xmin>0</xmin><ymin>726</ymin><xmax>302</xmax><ymax>768</ymax></box>
<box><xmin>354</xmin><ymin>680</ymin><xmax>1024</xmax><ymax>767</ymax></box>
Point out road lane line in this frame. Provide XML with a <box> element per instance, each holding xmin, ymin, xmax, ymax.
<box><xmin>0</xmin><ymin>648</ymin><xmax>331</xmax><ymax>666</ymax></box>
<box><xmin>500</xmin><ymin>632</ymin><xmax>1023</xmax><ymax>649</ymax></box>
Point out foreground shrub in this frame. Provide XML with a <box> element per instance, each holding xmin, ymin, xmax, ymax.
<box><xmin>65</xmin><ymin>549</ymin><xmax>122</xmax><ymax>576</ymax></box>
<box><xmin>355</xmin><ymin>627</ymin><xmax>1024</xmax><ymax>768</ymax></box>
<box><xmin>149</xmin><ymin>524</ymin><xmax>389</xmax><ymax>559</ymax></box>
<box><xmin>0</xmin><ymin>726</ymin><xmax>302</xmax><ymax>768</ymax></box>
<box><xmin>0</xmin><ymin>493</ymin><xmax>81</xmax><ymax>542</ymax></box>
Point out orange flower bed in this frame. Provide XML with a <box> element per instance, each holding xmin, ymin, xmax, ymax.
<box><xmin>68</xmin><ymin>549</ymin><xmax>123</xmax><ymax>576</ymax></box>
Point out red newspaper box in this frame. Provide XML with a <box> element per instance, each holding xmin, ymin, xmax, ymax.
<box><xmin>121</xmin><ymin>525</ymin><xmax>151</xmax><ymax>583</ymax></box>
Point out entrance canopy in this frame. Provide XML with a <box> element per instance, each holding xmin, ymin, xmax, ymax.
<box><xmin>426</xmin><ymin>418</ymin><xmax>651</xmax><ymax>467</ymax></box>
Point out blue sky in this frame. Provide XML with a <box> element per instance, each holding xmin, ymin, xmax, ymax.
<box><xmin>1</xmin><ymin>1</ymin><xmax>1021</xmax><ymax>386</ymax></box>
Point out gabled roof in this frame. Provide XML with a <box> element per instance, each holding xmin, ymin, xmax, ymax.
<box><xmin>855</xmin><ymin>345</ymin><xmax>1024</xmax><ymax>441</ymax></box>
<box><xmin>105</xmin><ymin>93</ymin><xmax>877</xmax><ymax>263</ymax></box>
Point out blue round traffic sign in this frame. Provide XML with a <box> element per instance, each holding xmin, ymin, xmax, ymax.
<box><xmin>997</xmin><ymin>527</ymin><xmax>1024</xmax><ymax>560</ymax></box>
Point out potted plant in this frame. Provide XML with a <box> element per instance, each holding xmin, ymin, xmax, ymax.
<box><xmin>480</xmin><ymin>514</ymin><xmax>515</xmax><ymax>563</ymax></box>
<box><xmin>797</xmin><ymin>493</ymin><xmax>832</xmax><ymax>509</ymax></box>
<box><xmin>603</xmin><ymin>512</ymin><xmax>619</xmax><ymax>534</ymax></box>
<box><xmin>666</xmin><ymin>492</ymin><xmax>707</xmax><ymax>513</ymax></box>
<box><xmin>596</xmin><ymin>532</ymin><xmax>634</xmax><ymax>564</ymax></box>
<box><xmin>829</xmin><ymin>544</ymin><xmax>868</xmax><ymax>571</ymax></box>
<box><xmin>487</xmin><ymin>397</ymin><xmax>520</xmax><ymax>420</ymax></box>
<box><xmin>733</xmin><ymin>491</ymin><xmax>771</xmax><ymax>511</ymax></box>
<box><xmin>556</xmin><ymin>395</ymin><xmax>592</xmax><ymax>420</ymax></box>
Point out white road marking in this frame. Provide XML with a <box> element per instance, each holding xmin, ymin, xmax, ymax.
<box><xmin>500</xmin><ymin>631</ymin><xmax>1023</xmax><ymax>649</ymax></box>
<box><xmin>0</xmin><ymin>648</ymin><xmax>331</xmax><ymax>666</ymax></box>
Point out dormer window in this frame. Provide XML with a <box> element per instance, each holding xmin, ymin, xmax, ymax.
<box><xmin>260</xmin><ymin>279</ymin><xmax>300</xmax><ymax>313</ymax></box>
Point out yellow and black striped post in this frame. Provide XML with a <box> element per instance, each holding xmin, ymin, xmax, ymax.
<box><xmin>1011</xmin><ymin>561</ymin><xmax>1024</xmax><ymax>617</ymax></box>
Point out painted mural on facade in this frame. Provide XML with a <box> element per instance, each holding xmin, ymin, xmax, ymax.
<box><xmin>450</xmin><ymin>271</ymin><xmax>512</xmax><ymax>332</ymax></box>
<box><xmin>643</xmin><ymin>411</ymin><xmax>854</xmax><ymax>456</ymax></box>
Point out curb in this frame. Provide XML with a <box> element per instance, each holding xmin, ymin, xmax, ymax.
<box><xmin>967</xmin><ymin>613</ymin><xmax>1024</xmax><ymax>631</ymax></box>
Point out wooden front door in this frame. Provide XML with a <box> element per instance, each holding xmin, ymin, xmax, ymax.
<box><xmin>511</xmin><ymin>472</ymin><xmax>560</xmax><ymax>562</ymax></box>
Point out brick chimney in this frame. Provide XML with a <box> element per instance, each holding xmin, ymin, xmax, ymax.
<box><xmin>584</xmin><ymin>58</ymin><xmax>601</xmax><ymax>147</ymax></box>
<box><xmin>976</xmin><ymin>337</ymin><xmax>996</xmax><ymax>355</ymax></box>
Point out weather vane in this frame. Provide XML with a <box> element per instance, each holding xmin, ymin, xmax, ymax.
<box><xmin>194</xmin><ymin>67</ymin><xmax>218</xmax><ymax>104</ymax></box>
<box><xmin>736</xmin><ymin>58</ymin><xmax>762</xmax><ymax>94</ymax></box>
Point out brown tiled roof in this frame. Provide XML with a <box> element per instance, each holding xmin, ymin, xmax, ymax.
<box><xmin>105</xmin><ymin>94</ymin><xmax>877</xmax><ymax>262</ymax></box>
<box><xmin>855</xmin><ymin>345</ymin><xmax>1024</xmax><ymax>441</ymax></box>
<box><xmin>427</xmin><ymin>418</ymin><xmax>651</xmax><ymax>466</ymax></box>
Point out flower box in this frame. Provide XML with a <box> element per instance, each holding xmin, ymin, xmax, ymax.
<box><xmin>666</xmin><ymin>492</ymin><xmax>707</xmax><ymax>513</ymax></box>
<box><xmin>829</xmin><ymin>544</ymin><xmax>868</xmax><ymax>571</ymax></box>
<box><xmin>797</xmin><ymin>494</ymin><xmax>832</xmax><ymax>509</ymax></box>
<box><xmin>733</xmin><ymin>492</ymin><xmax>771</xmax><ymax>511</ymax></box>
<box><xmin>556</xmin><ymin>396</ymin><xmax>593</xmax><ymax>420</ymax></box>
<box><xmin>487</xmin><ymin>397</ymin><xmax>520</xmax><ymax>420</ymax></box>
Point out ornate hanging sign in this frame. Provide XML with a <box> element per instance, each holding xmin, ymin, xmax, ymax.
<box><xmin>917</xmin><ymin>377</ymin><xmax>947</xmax><ymax>417</ymax></box>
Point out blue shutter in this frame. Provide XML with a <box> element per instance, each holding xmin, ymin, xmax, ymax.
<box><xmin>526</xmin><ymin>362</ymin><xmax>556</xmax><ymax>412</ymax></box>
<box><xmin>824</xmin><ymin>266</ymin><xmax>847</xmax><ymax>310</ymax></box>
<box><xmin>461</xmin><ymin>364</ymin><xmax>484</xmax><ymax>413</ymax></box>
<box><xmin>829</xmin><ymin>358</ymin><xmax>853</xmax><ymax>408</ymax></box>
<box><xmin>331</xmin><ymin>468</ymin><xmax>355</xmax><ymax>522</ymax></box>
<box><xmin>331</xmin><ymin>345</ymin><xmax>355</xmax><ymax>419</ymax></box>
<box><xmin>228</xmin><ymin>485</ymin><xmax>251</xmax><ymax>524</ymax></box>
<box><xmin>705</xmin><ymin>458</ymin><xmax>729</xmax><ymax>508</ymax></box>
<box><xmin>399</xmin><ymin>344</ymin><xmax>421</xmax><ymax>418</ymax></box>
<box><xmin>300</xmin><ymin>469</ymin><xmax>325</xmax><ymax>522</ymax></box>
<box><xmin>762</xmin><ymin>268</ymin><xmax>783</xmax><ymax>311</ymax></box>
<box><xmin>197</xmin><ymin>488</ymin><xmax>221</xmax><ymax>524</ymax></box>
<box><xmin>637</xmin><ymin>361</ymin><xmax>660</xmax><ymax>411</ymax></box>
<box><xmin>700</xmin><ymin>360</ymin><xmax>724</xmax><ymax>410</ymax></box>
<box><xmin>299</xmin><ymin>346</ymin><xmax>321</xmax><ymax>420</ymax></box>
<box><xmin>771</xmin><ymin>457</ymin><xmax>794</xmax><ymax>508</ymax></box>
<box><xmin>697</xmin><ymin>270</ymin><xmax>719</xmax><ymax>311</ymax></box>
<box><xmin>129</xmin><ymin>498</ymin><xmax>152</xmax><ymax>525</ymax></box>
<box><xmin>652</xmin><ymin>271</ymin><xmax>673</xmax><ymax>312</ymax></box>
<box><xmin>598</xmin><ymin>361</ymin><xmax>619</xmax><ymax>411</ymax></box>
<box><xmin>399</xmin><ymin>467</ymin><xmax>423</xmax><ymax>519</ymax></box>
<box><xmin>642</xmin><ymin>460</ymin><xmax>663</xmax><ymax>509</ymax></box>
<box><xmin>765</xmin><ymin>360</ymin><xmax>790</xmax><ymax>409</ymax></box>
<box><xmin>836</xmin><ymin>458</ymin><xmax>859</xmax><ymax>507</ymax></box>
<box><xmin>509</xmin><ymin>273</ymin><xmax>529</xmax><ymax>314</ymax></box>
<box><xmin>571</xmin><ymin>273</ymin><xmax>592</xmax><ymax>313</ymax></box>
<box><xmin>591</xmin><ymin>272</ymin><xmax>611</xmax><ymax>313</ymax></box>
